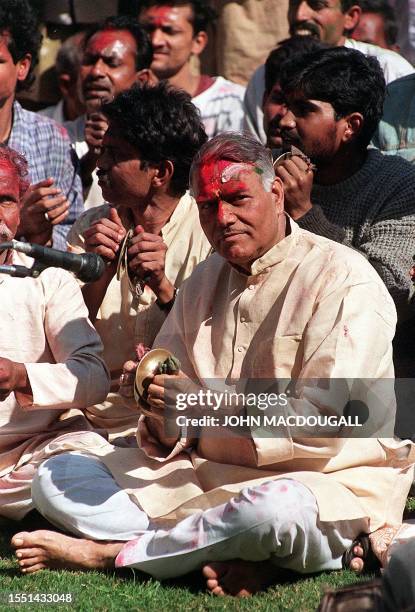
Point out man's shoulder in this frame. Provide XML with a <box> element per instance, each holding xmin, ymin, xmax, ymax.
<box><xmin>367</xmin><ymin>148</ymin><xmax>415</xmax><ymax>180</ymax></box>
<box><xmin>13</xmin><ymin>102</ymin><xmax>70</xmax><ymax>143</ymax></box>
<box><xmin>196</xmin><ymin>76</ymin><xmax>245</xmax><ymax>102</ymax></box>
<box><xmin>345</xmin><ymin>39</ymin><xmax>414</xmax><ymax>81</ymax></box>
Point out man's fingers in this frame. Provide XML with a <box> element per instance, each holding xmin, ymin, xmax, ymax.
<box><xmin>85</xmin><ymin>219</ymin><xmax>125</xmax><ymax>242</ymax></box>
<box><xmin>128</xmin><ymin>238</ymin><xmax>167</xmax><ymax>257</ymax></box>
<box><xmin>84</xmin><ymin>231</ymin><xmax>121</xmax><ymax>253</ymax></box>
<box><xmin>108</xmin><ymin>206</ymin><xmax>124</xmax><ymax>229</ymax></box>
<box><xmin>49</xmin><ymin>209</ymin><xmax>69</xmax><ymax>226</ymax></box>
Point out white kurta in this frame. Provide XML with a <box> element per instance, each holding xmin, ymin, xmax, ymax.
<box><xmin>97</xmin><ymin>221</ymin><xmax>414</xmax><ymax>532</ymax></box>
<box><xmin>0</xmin><ymin>252</ymin><xmax>111</xmax><ymax>518</ymax></box>
<box><xmin>66</xmin><ymin>194</ymin><xmax>212</xmax><ymax>437</ymax></box>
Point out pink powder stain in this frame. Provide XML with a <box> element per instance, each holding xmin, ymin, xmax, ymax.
<box><xmin>115</xmin><ymin>536</ymin><xmax>143</xmax><ymax>567</ymax></box>
<box><xmin>343</xmin><ymin>324</ymin><xmax>349</xmax><ymax>337</ymax></box>
<box><xmin>279</xmin><ymin>484</ymin><xmax>288</xmax><ymax>493</ymax></box>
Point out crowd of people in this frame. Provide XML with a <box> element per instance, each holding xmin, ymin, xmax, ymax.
<box><xmin>1</xmin><ymin>0</ymin><xmax>415</xmax><ymax>606</ymax></box>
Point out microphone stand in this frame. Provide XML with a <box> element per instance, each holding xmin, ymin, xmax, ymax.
<box><xmin>0</xmin><ymin>241</ymin><xmax>48</xmax><ymax>279</ymax></box>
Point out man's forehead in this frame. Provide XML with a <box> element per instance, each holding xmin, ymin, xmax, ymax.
<box><xmin>86</xmin><ymin>30</ymin><xmax>136</xmax><ymax>56</ymax></box>
<box><xmin>141</xmin><ymin>4</ymin><xmax>194</xmax><ymax>25</ymax></box>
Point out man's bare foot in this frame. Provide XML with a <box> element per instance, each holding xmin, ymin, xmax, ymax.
<box><xmin>202</xmin><ymin>560</ymin><xmax>277</xmax><ymax>596</ymax></box>
<box><xmin>11</xmin><ymin>530</ymin><xmax>123</xmax><ymax>574</ymax></box>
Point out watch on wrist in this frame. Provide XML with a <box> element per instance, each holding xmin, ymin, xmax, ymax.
<box><xmin>156</xmin><ymin>287</ymin><xmax>178</xmax><ymax>312</ymax></box>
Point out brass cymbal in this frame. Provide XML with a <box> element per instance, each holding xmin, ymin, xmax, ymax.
<box><xmin>134</xmin><ymin>348</ymin><xmax>175</xmax><ymax>404</ymax></box>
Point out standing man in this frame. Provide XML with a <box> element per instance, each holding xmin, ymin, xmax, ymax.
<box><xmin>0</xmin><ymin>0</ymin><xmax>84</xmax><ymax>250</ymax></box>
<box><xmin>0</xmin><ymin>144</ymin><xmax>109</xmax><ymax>521</ymax></box>
<box><xmin>65</xmin><ymin>16</ymin><xmax>154</xmax><ymax>209</ymax></box>
<box><xmin>245</xmin><ymin>0</ymin><xmax>414</xmax><ymax>143</ymax></box>
<box><xmin>139</xmin><ymin>0</ymin><xmax>246</xmax><ymax>139</ymax></box>
<box><xmin>67</xmin><ymin>82</ymin><xmax>211</xmax><ymax>438</ymax></box>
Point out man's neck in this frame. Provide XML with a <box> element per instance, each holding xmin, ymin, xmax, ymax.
<box><xmin>130</xmin><ymin>192</ymin><xmax>182</xmax><ymax>235</ymax></box>
<box><xmin>0</xmin><ymin>96</ymin><xmax>14</xmax><ymax>143</ymax></box>
<box><xmin>167</xmin><ymin>63</ymin><xmax>200</xmax><ymax>98</ymax></box>
<box><xmin>314</xmin><ymin>147</ymin><xmax>368</xmax><ymax>186</ymax></box>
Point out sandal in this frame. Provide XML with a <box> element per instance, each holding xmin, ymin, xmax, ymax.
<box><xmin>342</xmin><ymin>533</ymin><xmax>381</xmax><ymax>573</ymax></box>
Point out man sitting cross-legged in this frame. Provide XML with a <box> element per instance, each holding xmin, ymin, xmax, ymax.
<box><xmin>0</xmin><ymin>144</ymin><xmax>110</xmax><ymax>522</ymax></box>
<box><xmin>66</xmin><ymin>82</ymin><xmax>212</xmax><ymax>440</ymax></box>
<box><xmin>12</xmin><ymin>134</ymin><xmax>414</xmax><ymax>596</ymax></box>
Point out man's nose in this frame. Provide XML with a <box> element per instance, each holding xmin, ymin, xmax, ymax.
<box><xmin>279</xmin><ymin>109</ymin><xmax>296</xmax><ymax>130</ymax></box>
<box><xmin>294</xmin><ymin>0</ymin><xmax>314</xmax><ymax>22</ymax></box>
<box><xmin>216</xmin><ymin>201</ymin><xmax>236</xmax><ymax>226</ymax></box>
<box><xmin>90</xmin><ymin>58</ymin><xmax>106</xmax><ymax>77</ymax></box>
<box><xmin>151</xmin><ymin>28</ymin><xmax>165</xmax><ymax>48</ymax></box>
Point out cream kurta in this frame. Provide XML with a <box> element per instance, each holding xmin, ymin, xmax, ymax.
<box><xmin>98</xmin><ymin>221</ymin><xmax>414</xmax><ymax>532</ymax></box>
<box><xmin>66</xmin><ymin>193</ymin><xmax>212</xmax><ymax>436</ymax></box>
<box><xmin>0</xmin><ymin>252</ymin><xmax>111</xmax><ymax>518</ymax></box>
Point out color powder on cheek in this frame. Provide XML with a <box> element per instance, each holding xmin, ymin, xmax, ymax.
<box><xmin>217</xmin><ymin>200</ymin><xmax>225</xmax><ymax>223</ymax></box>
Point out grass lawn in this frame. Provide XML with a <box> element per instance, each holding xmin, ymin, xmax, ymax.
<box><xmin>0</xmin><ymin>513</ymin><xmax>375</xmax><ymax>612</ymax></box>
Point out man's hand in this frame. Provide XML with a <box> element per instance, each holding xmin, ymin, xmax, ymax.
<box><xmin>274</xmin><ymin>155</ymin><xmax>314</xmax><ymax>220</ymax></box>
<box><xmin>127</xmin><ymin>225</ymin><xmax>175</xmax><ymax>302</ymax></box>
<box><xmin>83</xmin><ymin>207</ymin><xmax>126</xmax><ymax>266</ymax></box>
<box><xmin>18</xmin><ymin>178</ymin><xmax>70</xmax><ymax>244</ymax></box>
<box><xmin>0</xmin><ymin>358</ymin><xmax>30</xmax><ymax>401</ymax></box>
<box><xmin>85</xmin><ymin>111</ymin><xmax>108</xmax><ymax>156</ymax></box>
<box><xmin>147</xmin><ymin>371</ymin><xmax>188</xmax><ymax>418</ymax></box>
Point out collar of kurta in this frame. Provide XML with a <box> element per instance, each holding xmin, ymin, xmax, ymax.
<box><xmin>234</xmin><ymin>216</ymin><xmax>299</xmax><ymax>277</ymax></box>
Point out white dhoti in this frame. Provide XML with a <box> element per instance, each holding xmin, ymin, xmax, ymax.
<box><xmin>32</xmin><ymin>452</ymin><xmax>368</xmax><ymax>579</ymax></box>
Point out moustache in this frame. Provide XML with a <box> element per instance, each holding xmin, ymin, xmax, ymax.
<box><xmin>289</xmin><ymin>21</ymin><xmax>321</xmax><ymax>39</ymax></box>
<box><xmin>0</xmin><ymin>222</ymin><xmax>14</xmax><ymax>242</ymax></box>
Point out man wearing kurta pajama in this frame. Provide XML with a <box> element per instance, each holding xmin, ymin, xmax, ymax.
<box><xmin>0</xmin><ymin>144</ymin><xmax>110</xmax><ymax>520</ymax></box>
<box><xmin>13</xmin><ymin>134</ymin><xmax>415</xmax><ymax>596</ymax></box>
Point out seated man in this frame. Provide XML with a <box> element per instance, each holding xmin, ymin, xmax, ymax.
<box><xmin>66</xmin><ymin>82</ymin><xmax>211</xmax><ymax>439</ymax></box>
<box><xmin>0</xmin><ymin>144</ymin><xmax>110</xmax><ymax>521</ymax></box>
<box><xmin>13</xmin><ymin>134</ymin><xmax>414</xmax><ymax>598</ymax></box>
<box><xmin>270</xmin><ymin>46</ymin><xmax>415</xmax><ymax>375</ymax></box>
<box><xmin>139</xmin><ymin>0</ymin><xmax>246</xmax><ymax>139</ymax></box>
<box><xmin>245</xmin><ymin>0</ymin><xmax>414</xmax><ymax>144</ymax></box>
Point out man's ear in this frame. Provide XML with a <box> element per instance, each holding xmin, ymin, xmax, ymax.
<box><xmin>136</xmin><ymin>69</ymin><xmax>157</xmax><ymax>85</ymax></box>
<box><xmin>343</xmin><ymin>5</ymin><xmax>362</xmax><ymax>32</ymax></box>
<box><xmin>58</xmin><ymin>73</ymin><xmax>72</xmax><ymax>97</ymax></box>
<box><xmin>271</xmin><ymin>176</ymin><xmax>284</xmax><ymax>213</ymax></box>
<box><xmin>191</xmin><ymin>31</ymin><xmax>208</xmax><ymax>57</ymax></box>
<box><xmin>152</xmin><ymin>160</ymin><xmax>174</xmax><ymax>188</ymax></box>
<box><xmin>342</xmin><ymin>112</ymin><xmax>364</xmax><ymax>143</ymax></box>
<box><xmin>16</xmin><ymin>53</ymin><xmax>31</xmax><ymax>84</ymax></box>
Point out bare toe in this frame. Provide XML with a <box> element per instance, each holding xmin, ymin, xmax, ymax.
<box><xmin>350</xmin><ymin>557</ymin><xmax>364</xmax><ymax>572</ymax></box>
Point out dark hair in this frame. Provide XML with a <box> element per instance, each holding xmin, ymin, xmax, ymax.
<box><xmin>0</xmin><ymin>144</ymin><xmax>30</xmax><ymax>199</ymax></box>
<box><xmin>264</xmin><ymin>36</ymin><xmax>330</xmax><ymax>95</ymax></box>
<box><xmin>102</xmin><ymin>82</ymin><xmax>207</xmax><ymax>194</ymax></box>
<box><xmin>279</xmin><ymin>46</ymin><xmax>386</xmax><ymax>148</ymax></box>
<box><xmin>340</xmin><ymin>0</ymin><xmax>360</xmax><ymax>10</ymax></box>
<box><xmin>83</xmin><ymin>15</ymin><xmax>153</xmax><ymax>71</ymax></box>
<box><xmin>355</xmin><ymin>0</ymin><xmax>398</xmax><ymax>46</ymax></box>
<box><xmin>140</xmin><ymin>0</ymin><xmax>217</xmax><ymax>34</ymax></box>
<box><xmin>0</xmin><ymin>0</ymin><xmax>42</xmax><ymax>91</ymax></box>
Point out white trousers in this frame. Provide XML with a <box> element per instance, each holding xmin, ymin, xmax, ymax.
<box><xmin>32</xmin><ymin>452</ymin><xmax>368</xmax><ymax>580</ymax></box>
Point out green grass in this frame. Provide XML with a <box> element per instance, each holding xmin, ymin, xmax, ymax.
<box><xmin>0</xmin><ymin>514</ymin><xmax>374</xmax><ymax>612</ymax></box>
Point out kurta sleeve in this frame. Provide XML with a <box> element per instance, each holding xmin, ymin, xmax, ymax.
<box><xmin>22</xmin><ymin>269</ymin><xmax>110</xmax><ymax>410</ymax></box>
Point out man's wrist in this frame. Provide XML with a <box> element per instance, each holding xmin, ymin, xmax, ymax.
<box><xmin>288</xmin><ymin>200</ymin><xmax>313</xmax><ymax>220</ymax></box>
<box><xmin>154</xmin><ymin>276</ymin><xmax>176</xmax><ymax>305</ymax></box>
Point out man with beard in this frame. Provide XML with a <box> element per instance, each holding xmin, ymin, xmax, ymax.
<box><xmin>271</xmin><ymin>46</ymin><xmax>415</xmax><ymax>375</ymax></box>
<box><xmin>244</xmin><ymin>0</ymin><xmax>413</xmax><ymax>143</ymax></box>
<box><xmin>0</xmin><ymin>144</ymin><xmax>110</xmax><ymax>521</ymax></box>
<box><xmin>65</xmin><ymin>16</ymin><xmax>153</xmax><ymax>210</ymax></box>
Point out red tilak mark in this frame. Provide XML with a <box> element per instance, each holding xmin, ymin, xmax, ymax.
<box><xmin>145</xmin><ymin>7</ymin><xmax>175</xmax><ymax>28</ymax></box>
<box><xmin>196</xmin><ymin>157</ymin><xmax>250</xmax><ymax>205</ymax></box>
<box><xmin>87</xmin><ymin>31</ymin><xmax>125</xmax><ymax>55</ymax></box>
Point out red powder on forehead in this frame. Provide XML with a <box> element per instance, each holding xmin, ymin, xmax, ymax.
<box><xmin>196</xmin><ymin>156</ymin><xmax>252</xmax><ymax>202</ymax></box>
<box><xmin>87</xmin><ymin>30</ymin><xmax>128</xmax><ymax>55</ymax></box>
<box><xmin>145</xmin><ymin>6</ymin><xmax>175</xmax><ymax>27</ymax></box>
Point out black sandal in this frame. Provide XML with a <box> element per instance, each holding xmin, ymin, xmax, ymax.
<box><xmin>342</xmin><ymin>533</ymin><xmax>381</xmax><ymax>573</ymax></box>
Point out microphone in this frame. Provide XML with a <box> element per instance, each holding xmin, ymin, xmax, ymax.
<box><xmin>3</xmin><ymin>240</ymin><xmax>105</xmax><ymax>283</ymax></box>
